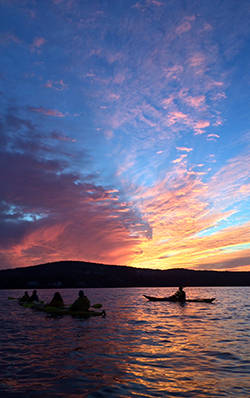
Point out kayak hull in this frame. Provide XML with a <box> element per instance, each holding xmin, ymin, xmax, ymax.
<box><xmin>36</xmin><ymin>305</ymin><xmax>105</xmax><ymax>317</ymax></box>
<box><xmin>143</xmin><ymin>295</ymin><xmax>215</xmax><ymax>303</ymax></box>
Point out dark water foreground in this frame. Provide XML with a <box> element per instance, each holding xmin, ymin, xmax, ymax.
<box><xmin>1</xmin><ymin>286</ymin><xmax>250</xmax><ymax>397</ymax></box>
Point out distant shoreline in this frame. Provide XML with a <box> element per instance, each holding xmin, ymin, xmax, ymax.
<box><xmin>1</xmin><ymin>260</ymin><xmax>250</xmax><ymax>289</ymax></box>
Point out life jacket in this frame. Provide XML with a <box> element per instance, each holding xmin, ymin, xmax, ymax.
<box><xmin>71</xmin><ymin>296</ymin><xmax>90</xmax><ymax>312</ymax></box>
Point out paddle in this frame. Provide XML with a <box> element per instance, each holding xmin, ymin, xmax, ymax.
<box><xmin>91</xmin><ymin>303</ymin><xmax>102</xmax><ymax>309</ymax></box>
<box><xmin>68</xmin><ymin>303</ymin><xmax>102</xmax><ymax>309</ymax></box>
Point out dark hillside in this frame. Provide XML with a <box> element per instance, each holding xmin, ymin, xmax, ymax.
<box><xmin>1</xmin><ymin>261</ymin><xmax>250</xmax><ymax>289</ymax></box>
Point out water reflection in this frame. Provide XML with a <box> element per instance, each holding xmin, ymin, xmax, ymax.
<box><xmin>1</xmin><ymin>287</ymin><xmax>250</xmax><ymax>397</ymax></box>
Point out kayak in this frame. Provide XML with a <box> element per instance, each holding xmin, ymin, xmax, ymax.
<box><xmin>34</xmin><ymin>304</ymin><xmax>106</xmax><ymax>318</ymax></box>
<box><xmin>143</xmin><ymin>295</ymin><xmax>215</xmax><ymax>303</ymax></box>
<box><xmin>14</xmin><ymin>297</ymin><xmax>106</xmax><ymax>317</ymax></box>
<box><xmin>19</xmin><ymin>300</ymin><xmax>44</xmax><ymax>308</ymax></box>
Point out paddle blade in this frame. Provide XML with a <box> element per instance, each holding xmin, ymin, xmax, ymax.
<box><xmin>91</xmin><ymin>303</ymin><xmax>102</xmax><ymax>309</ymax></box>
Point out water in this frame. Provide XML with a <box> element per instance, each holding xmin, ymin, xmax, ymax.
<box><xmin>1</xmin><ymin>286</ymin><xmax>250</xmax><ymax>397</ymax></box>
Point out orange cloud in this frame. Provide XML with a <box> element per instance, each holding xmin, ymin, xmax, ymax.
<box><xmin>124</xmin><ymin>156</ymin><xmax>250</xmax><ymax>271</ymax></box>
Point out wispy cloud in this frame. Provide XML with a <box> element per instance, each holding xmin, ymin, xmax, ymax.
<box><xmin>127</xmin><ymin>155</ymin><xmax>250</xmax><ymax>270</ymax></box>
<box><xmin>28</xmin><ymin>106</ymin><xmax>65</xmax><ymax>117</ymax></box>
<box><xmin>30</xmin><ymin>37</ymin><xmax>46</xmax><ymax>52</ymax></box>
<box><xmin>176</xmin><ymin>147</ymin><xmax>193</xmax><ymax>152</ymax></box>
<box><xmin>175</xmin><ymin>16</ymin><xmax>196</xmax><ymax>35</ymax></box>
<box><xmin>44</xmin><ymin>79</ymin><xmax>69</xmax><ymax>91</ymax></box>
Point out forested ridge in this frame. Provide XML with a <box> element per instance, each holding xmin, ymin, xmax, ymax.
<box><xmin>1</xmin><ymin>261</ymin><xmax>250</xmax><ymax>289</ymax></box>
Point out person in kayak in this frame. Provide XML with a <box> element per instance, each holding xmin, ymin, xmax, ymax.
<box><xmin>171</xmin><ymin>286</ymin><xmax>186</xmax><ymax>302</ymax></box>
<box><xmin>20</xmin><ymin>291</ymin><xmax>30</xmax><ymax>302</ymax></box>
<box><xmin>47</xmin><ymin>292</ymin><xmax>65</xmax><ymax>308</ymax></box>
<box><xmin>70</xmin><ymin>290</ymin><xmax>90</xmax><ymax>312</ymax></box>
<box><xmin>28</xmin><ymin>290</ymin><xmax>39</xmax><ymax>303</ymax></box>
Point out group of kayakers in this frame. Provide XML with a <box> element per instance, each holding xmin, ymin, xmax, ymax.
<box><xmin>20</xmin><ymin>289</ymin><xmax>91</xmax><ymax>311</ymax></box>
<box><xmin>20</xmin><ymin>290</ymin><xmax>39</xmax><ymax>303</ymax></box>
<box><xmin>20</xmin><ymin>286</ymin><xmax>186</xmax><ymax>313</ymax></box>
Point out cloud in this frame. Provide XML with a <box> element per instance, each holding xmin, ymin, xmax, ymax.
<box><xmin>44</xmin><ymin>79</ymin><xmax>69</xmax><ymax>91</ymax></box>
<box><xmin>0</xmin><ymin>32</ymin><xmax>21</xmax><ymax>46</ymax></box>
<box><xmin>207</xmin><ymin>134</ymin><xmax>219</xmax><ymax>142</ymax></box>
<box><xmin>194</xmin><ymin>120</ymin><xmax>210</xmax><ymax>135</ymax></box>
<box><xmin>124</xmin><ymin>152</ymin><xmax>250</xmax><ymax>270</ymax></box>
<box><xmin>28</xmin><ymin>106</ymin><xmax>65</xmax><ymax>117</ymax></box>
<box><xmin>163</xmin><ymin>66</ymin><xmax>183</xmax><ymax>80</ymax></box>
<box><xmin>0</xmin><ymin>129</ymin><xmax>150</xmax><ymax>268</ymax></box>
<box><xmin>30</xmin><ymin>37</ymin><xmax>46</xmax><ymax>52</ymax></box>
<box><xmin>176</xmin><ymin>147</ymin><xmax>193</xmax><ymax>152</ymax></box>
<box><xmin>175</xmin><ymin>16</ymin><xmax>196</xmax><ymax>35</ymax></box>
<box><xmin>188</xmin><ymin>53</ymin><xmax>206</xmax><ymax>67</ymax></box>
<box><xmin>51</xmin><ymin>130</ymin><xmax>76</xmax><ymax>142</ymax></box>
<box><xmin>172</xmin><ymin>154</ymin><xmax>187</xmax><ymax>163</ymax></box>
<box><xmin>181</xmin><ymin>94</ymin><xmax>206</xmax><ymax>110</ymax></box>
<box><xmin>1</xmin><ymin>0</ymin><xmax>249</xmax><ymax>272</ymax></box>
<box><xmin>166</xmin><ymin>111</ymin><xmax>190</xmax><ymax>126</ymax></box>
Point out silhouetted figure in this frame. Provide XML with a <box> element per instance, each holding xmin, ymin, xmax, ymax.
<box><xmin>170</xmin><ymin>286</ymin><xmax>186</xmax><ymax>302</ymax></box>
<box><xmin>20</xmin><ymin>291</ymin><xmax>30</xmax><ymax>302</ymax></box>
<box><xmin>48</xmin><ymin>292</ymin><xmax>65</xmax><ymax>308</ymax></box>
<box><xmin>28</xmin><ymin>290</ymin><xmax>39</xmax><ymax>302</ymax></box>
<box><xmin>71</xmin><ymin>290</ymin><xmax>90</xmax><ymax>312</ymax></box>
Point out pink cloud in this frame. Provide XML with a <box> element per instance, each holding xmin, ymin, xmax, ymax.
<box><xmin>176</xmin><ymin>147</ymin><xmax>193</xmax><ymax>152</ymax></box>
<box><xmin>207</xmin><ymin>134</ymin><xmax>219</xmax><ymax>141</ymax></box>
<box><xmin>167</xmin><ymin>111</ymin><xmax>189</xmax><ymax>126</ymax></box>
<box><xmin>162</xmin><ymin>95</ymin><xmax>174</xmax><ymax>108</ymax></box>
<box><xmin>163</xmin><ymin>65</ymin><xmax>183</xmax><ymax>80</ymax></box>
<box><xmin>0</xmin><ymin>32</ymin><xmax>21</xmax><ymax>45</ymax></box>
<box><xmin>44</xmin><ymin>79</ymin><xmax>68</xmax><ymax>91</ymax></box>
<box><xmin>0</xmin><ymin>148</ymin><xmax>149</xmax><ymax>269</ymax></box>
<box><xmin>109</xmin><ymin>93</ymin><xmax>120</xmax><ymax>100</ymax></box>
<box><xmin>29</xmin><ymin>106</ymin><xmax>65</xmax><ymax>117</ymax></box>
<box><xmin>212</xmin><ymin>92</ymin><xmax>227</xmax><ymax>101</ymax></box>
<box><xmin>200</xmin><ymin>23</ymin><xmax>212</xmax><ymax>32</ymax></box>
<box><xmin>175</xmin><ymin>16</ymin><xmax>196</xmax><ymax>35</ymax></box>
<box><xmin>172</xmin><ymin>154</ymin><xmax>187</xmax><ymax>163</ymax></box>
<box><xmin>51</xmin><ymin>131</ymin><xmax>75</xmax><ymax>141</ymax></box>
<box><xmin>189</xmin><ymin>53</ymin><xmax>205</xmax><ymax>67</ymax></box>
<box><xmin>183</xmin><ymin>95</ymin><xmax>206</xmax><ymax>109</ymax></box>
<box><xmin>30</xmin><ymin>37</ymin><xmax>46</xmax><ymax>52</ymax></box>
<box><xmin>194</xmin><ymin>120</ymin><xmax>210</xmax><ymax>135</ymax></box>
<box><xmin>175</xmin><ymin>21</ymin><xmax>192</xmax><ymax>35</ymax></box>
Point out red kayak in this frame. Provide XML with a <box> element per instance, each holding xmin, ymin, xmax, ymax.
<box><xmin>143</xmin><ymin>295</ymin><xmax>215</xmax><ymax>303</ymax></box>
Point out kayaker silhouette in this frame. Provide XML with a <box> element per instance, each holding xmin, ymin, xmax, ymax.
<box><xmin>71</xmin><ymin>290</ymin><xmax>90</xmax><ymax>312</ymax></box>
<box><xmin>47</xmin><ymin>292</ymin><xmax>65</xmax><ymax>308</ymax></box>
<box><xmin>170</xmin><ymin>286</ymin><xmax>186</xmax><ymax>302</ymax></box>
<box><xmin>20</xmin><ymin>291</ymin><xmax>30</xmax><ymax>302</ymax></box>
<box><xmin>28</xmin><ymin>290</ymin><xmax>39</xmax><ymax>303</ymax></box>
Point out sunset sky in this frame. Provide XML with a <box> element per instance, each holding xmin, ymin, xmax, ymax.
<box><xmin>1</xmin><ymin>0</ymin><xmax>250</xmax><ymax>271</ymax></box>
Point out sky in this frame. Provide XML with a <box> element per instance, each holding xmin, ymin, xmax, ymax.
<box><xmin>1</xmin><ymin>0</ymin><xmax>250</xmax><ymax>271</ymax></box>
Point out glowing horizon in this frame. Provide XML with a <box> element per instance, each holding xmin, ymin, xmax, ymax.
<box><xmin>1</xmin><ymin>0</ymin><xmax>250</xmax><ymax>271</ymax></box>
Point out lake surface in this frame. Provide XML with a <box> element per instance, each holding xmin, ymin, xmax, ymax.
<box><xmin>1</xmin><ymin>286</ymin><xmax>250</xmax><ymax>397</ymax></box>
